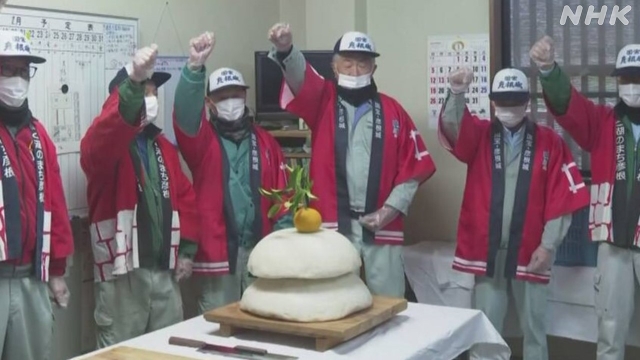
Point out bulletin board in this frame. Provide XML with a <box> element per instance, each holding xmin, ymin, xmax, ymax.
<box><xmin>0</xmin><ymin>6</ymin><xmax>138</xmax><ymax>214</ymax></box>
<box><xmin>427</xmin><ymin>34</ymin><xmax>491</xmax><ymax>129</ymax></box>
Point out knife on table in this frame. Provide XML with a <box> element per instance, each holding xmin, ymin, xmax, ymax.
<box><xmin>168</xmin><ymin>336</ymin><xmax>298</xmax><ymax>360</ymax></box>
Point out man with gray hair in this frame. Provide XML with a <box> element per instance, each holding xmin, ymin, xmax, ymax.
<box><xmin>267</xmin><ymin>23</ymin><xmax>436</xmax><ymax>297</ymax></box>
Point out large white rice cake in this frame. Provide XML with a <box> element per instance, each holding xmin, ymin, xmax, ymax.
<box><xmin>247</xmin><ymin>228</ymin><xmax>361</xmax><ymax>280</ymax></box>
<box><xmin>240</xmin><ymin>273</ymin><xmax>373</xmax><ymax>322</ymax></box>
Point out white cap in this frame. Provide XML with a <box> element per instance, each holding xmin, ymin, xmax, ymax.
<box><xmin>612</xmin><ymin>44</ymin><xmax>640</xmax><ymax>76</ymax></box>
<box><xmin>0</xmin><ymin>30</ymin><xmax>45</xmax><ymax>64</ymax></box>
<box><xmin>490</xmin><ymin>68</ymin><xmax>530</xmax><ymax>101</ymax></box>
<box><xmin>208</xmin><ymin>67</ymin><xmax>249</xmax><ymax>93</ymax></box>
<box><xmin>334</xmin><ymin>31</ymin><xmax>379</xmax><ymax>57</ymax></box>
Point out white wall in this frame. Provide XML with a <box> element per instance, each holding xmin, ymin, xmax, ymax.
<box><xmin>280</xmin><ymin>0</ymin><xmax>368</xmax><ymax>50</ymax></box>
<box><xmin>279</xmin><ymin>0</ymin><xmax>306</xmax><ymax>49</ymax></box>
<box><xmin>304</xmin><ymin>0</ymin><xmax>357</xmax><ymax>49</ymax></box>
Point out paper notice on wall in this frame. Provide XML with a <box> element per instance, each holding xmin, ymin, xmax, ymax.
<box><xmin>427</xmin><ymin>34</ymin><xmax>491</xmax><ymax>129</ymax></box>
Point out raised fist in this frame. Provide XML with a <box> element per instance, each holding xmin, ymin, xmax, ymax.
<box><xmin>128</xmin><ymin>44</ymin><xmax>158</xmax><ymax>83</ymax></box>
<box><xmin>268</xmin><ymin>23</ymin><xmax>292</xmax><ymax>52</ymax></box>
<box><xmin>448</xmin><ymin>66</ymin><xmax>474</xmax><ymax>94</ymax></box>
<box><xmin>530</xmin><ymin>35</ymin><xmax>555</xmax><ymax>70</ymax></box>
<box><xmin>188</xmin><ymin>32</ymin><xmax>215</xmax><ymax>70</ymax></box>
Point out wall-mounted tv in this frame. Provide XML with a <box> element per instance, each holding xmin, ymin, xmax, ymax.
<box><xmin>254</xmin><ymin>50</ymin><xmax>334</xmax><ymax>119</ymax></box>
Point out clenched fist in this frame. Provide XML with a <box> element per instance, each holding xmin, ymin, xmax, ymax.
<box><xmin>49</xmin><ymin>276</ymin><xmax>70</xmax><ymax>308</ymax></box>
<box><xmin>174</xmin><ymin>257</ymin><xmax>194</xmax><ymax>282</ymax></box>
<box><xmin>128</xmin><ymin>44</ymin><xmax>158</xmax><ymax>83</ymax></box>
<box><xmin>527</xmin><ymin>245</ymin><xmax>553</xmax><ymax>273</ymax></box>
<box><xmin>530</xmin><ymin>35</ymin><xmax>555</xmax><ymax>70</ymax></box>
<box><xmin>448</xmin><ymin>66</ymin><xmax>474</xmax><ymax>94</ymax></box>
<box><xmin>188</xmin><ymin>31</ymin><xmax>215</xmax><ymax>70</ymax></box>
<box><xmin>268</xmin><ymin>23</ymin><xmax>292</xmax><ymax>52</ymax></box>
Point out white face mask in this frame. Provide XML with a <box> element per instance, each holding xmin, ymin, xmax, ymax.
<box><xmin>0</xmin><ymin>76</ymin><xmax>29</xmax><ymax>108</ymax></box>
<box><xmin>144</xmin><ymin>96</ymin><xmax>159</xmax><ymax>125</ymax></box>
<box><xmin>337</xmin><ymin>73</ymin><xmax>372</xmax><ymax>89</ymax></box>
<box><xmin>620</xmin><ymin>84</ymin><xmax>640</xmax><ymax>108</ymax></box>
<box><xmin>495</xmin><ymin>105</ymin><xmax>527</xmax><ymax>127</ymax></box>
<box><xmin>215</xmin><ymin>98</ymin><xmax>245</xmax><ymax>121</ymax></box>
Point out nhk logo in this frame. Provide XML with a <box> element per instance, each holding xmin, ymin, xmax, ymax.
<box><xmin>560</xmin><ymin>5</ymin><xmax>632</xmax><ymax>25</ymax></box>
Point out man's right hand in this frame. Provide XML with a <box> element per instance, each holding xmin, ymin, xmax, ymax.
<box><xmin>530</xmin><ymin>35</ymin><xmax>555</xmax><ymax>71</ymax></box>
<box><xmin>268</xmin><ymin>23</ymin><xmax>293</xmax><ymax>52</ymax></box>
<box><xmin>188</xmin><ymin>32</ymin><xmax>215</xmax><ymax>71</ymax></box>
<box><xmin>448</xmin><ymin>66</ymin><xmax>474</xmax><ymax>94</ymax></box>
<box><xmin>128</xmin><ymin>44</ymin><xmax>158</xmax><ymax>83</ymax></box>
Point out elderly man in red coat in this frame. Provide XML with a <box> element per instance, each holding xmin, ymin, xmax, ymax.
<box><xmin>266</xmin><ymin>23</ymin><xmax>436</xmax><ymax>297</ymax></box>
<box><xmin>81</xmin><ymin>43</ymin><xmax>199</xmax><ymax>348</ymax></box>
<box><xmin>0</xmin><ymin>30</ymin><xmax>74</xmax><ymax>360</ymax></box>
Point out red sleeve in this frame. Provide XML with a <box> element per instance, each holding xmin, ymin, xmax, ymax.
<box><xmin>279</xmin><ymin>63</ymin><xmax>327</xmax><ymax>131</ymax></box>
<box><xmin>544</xmin><ymin>133</ymin><xmax>590</xmax><ymax>222</ymax></box>
<box><xmin>173</xmin><ymin>110</ymin><xmax>214</xmax><ymax>172</ymax></box>
<box><xmin>43</xmin><ymin>132</ymin><xmax>74</xmax><ymax>276</ymax></box>
<box><xmin>396</xmin><ymin>104</ymin><xmax>436</xmax><ymax>185</ymax></box>
<box><xmin>80</xmin><ymin>91</ymin><xmax>141</xmax><ymax>177</ymax></box>
<box><xmin>49</xmin><ymin>258</ymin><xmax>67</xmax><ymax>277</ymax></box>
<box><xmin>173</xmin><ymin>153</ymin><xmax>199</xmax><ymax>243</ymax></box>
<box><xmin>543</xmin><ymin>87</ymin><xmax>611</xmax><ymax>152</ymax></box>
<box><xmin>437</xmin><ymin>106</ymin><xmax>490</xmax><ymax>164</ymax></box>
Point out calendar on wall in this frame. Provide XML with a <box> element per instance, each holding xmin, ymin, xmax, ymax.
<box><xmin>427</xmin><ymin>34</ymin><xmax>490</xmax><ymax>129</ymax></box>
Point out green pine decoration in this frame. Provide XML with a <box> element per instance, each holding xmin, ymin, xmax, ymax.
<box><xmin>259</xmin><ymin>164</ymin><xmax>318</xmax><ymax>219</ymax></box>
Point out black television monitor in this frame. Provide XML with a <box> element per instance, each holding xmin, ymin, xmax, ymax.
<box><xmin>254</xmin><ymin>50</ymin><xmax>334</xmax><ymax>120</ymax></box>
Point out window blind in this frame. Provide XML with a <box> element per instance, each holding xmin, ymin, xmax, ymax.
<box><xmin>502</xmin><ymin>0</ymin><xmax>640</xmax><ymax>173</ymax></box>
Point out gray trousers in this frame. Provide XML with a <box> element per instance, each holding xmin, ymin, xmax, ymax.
<box><xmin>198</xmin><ymin>246</ymin><xmax>253</xmax><ymax>314</ymax></box>
<box><xmin>473</xmin><ymin>249</ymin><xmax>549</xmax><ymax>360</ymax></box>
<box><xmin>94</xmin><ymin>268</ymin><xmax>183</xmax><ymax>349</ymax></box>
<box><xmin>595</xmin><ymin>243</ymin><xmax>640</xmax><ymax>360</ymax></box>
<box><xmin>349</xmin><ymin>220</ymin><xmax>405</xmax><ymax>297</ymax></box>
<box><xmin>0</xmin><ymin>264</ymin><xmax>53</xmax><ymax>360</ymax></box>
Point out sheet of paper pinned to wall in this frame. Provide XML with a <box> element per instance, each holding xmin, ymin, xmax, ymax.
<box><xmin>427</xmin><ymin>34</ymin><xmax>490</xmax><ymax>129</ymax></box>
<box><xmin>154</xmin><ymin>56</ymin><xmax>188</xmax><ymax>146</ymax></box>
<box><xmin>0</xmin><ymin>6</ymin><xmax>138</xmax><ymax>214</ymax></box>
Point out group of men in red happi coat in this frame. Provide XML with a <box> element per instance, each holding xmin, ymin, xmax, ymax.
<box><xmin>0</xmin><ymin>6</ymin><xmax>633</xmax><ymax>359</ymax></box>
<box><xmin>79</xmin><ymin>24</ymin><xmax>435</xmax><ymax>354</ymax></box>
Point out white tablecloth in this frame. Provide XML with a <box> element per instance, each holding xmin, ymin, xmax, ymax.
<box><xmin>403</xmin><ymin>241</ymin><xmax>640</xmax><ymax>347</ymax></box>
<box><xmin>74</xmin><ymin>303</ymin><xmax>510</xmax><ymax>360</ymax></box>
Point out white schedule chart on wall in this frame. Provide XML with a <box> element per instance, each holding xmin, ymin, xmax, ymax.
<box><xmin>427</xmin><ymin>34</ymin><xmax>490</xmax><ymax>129</ymax></box>
<box><xmin>0</xmin><ymin>6</ymin><xmax>138</xmax><ymax>214</ymax></box>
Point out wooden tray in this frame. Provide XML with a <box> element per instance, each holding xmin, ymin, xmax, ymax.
<box><xmin>204</xmin><ymin>296</ymin><xmax>407</xmax><ymax>351</ymax></box>
<box><xmin>85</xmin><ymin>346</ymin><xmax>196</xmax><ymax>360</ymax></box>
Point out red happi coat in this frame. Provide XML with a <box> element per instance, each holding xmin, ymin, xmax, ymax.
<box><xmin>438</xmin><ymin>108</ymin><xmax>589</xmax><ymax>283</ymax></box>
<box><xmin>81</xmin><ymin>91</ymin><xmax>199</xmax><ymax>282</ymax></box>
<box><xmin>0</xmin><ymin>119</ymin><xmax>73</xmax><ymax>281</ymax></box>
<box><xmin>544</xmin><ymin>88</ymin><xmax>638</xmax><ymax>247</ymax></box>
<box><xmin>280</xmin><ymin>64</ymin><xmax>436</xmax><ymax>245</ymax></box>
<box><xmin>174</xmin><ymin>111</ymin><xmax>288</xmax><ymax>276</ymax></box>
